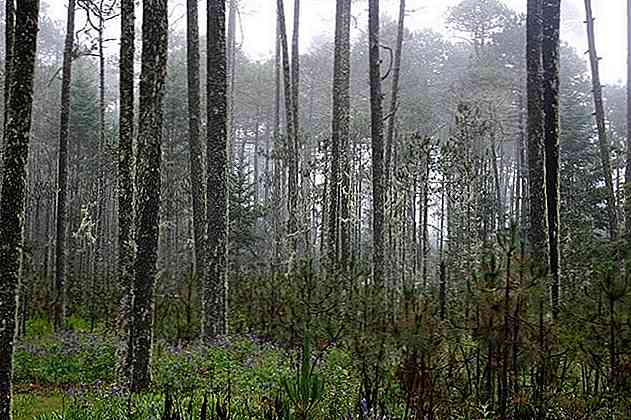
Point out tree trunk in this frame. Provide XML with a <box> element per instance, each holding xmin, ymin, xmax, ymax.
<box><xmin>584</xmin><ymin>0</ymin><xmax>618</xmax><ymax>240</ymax></box>
<box><xmin>526</xmin><ymin>0</ymin><xmax>548</xmax><ymax>271</ymax></box>
<box><xmin>369</xmin><ymin>0</ymin><xmax>385</xmax><ymax>288</ymax></box>
<box><xmin>384</xmin><ymin>0</ymin><xmax>405</xmax><ymax>187</ymax></box>
<box><xmin>117</xmin><ymin>0</ymin><xmax>135</xmax><ymax>378</ymax></box>
<box><xmin>277</xmin><ymin>0</ymin><xmax>298</xmax><ymax>256</ymax></box>
<box><xmin>0</xmin><ymin>0</ymin><xmax>39</xmax><ymax>416</ymax></box>
<box><xmin>0</xmin><ymin>0</ymin><xmax>15</xmax><ymax>199</ymax></box>
<box><xmin>54</xmin><ymin>0</ymin><xmax>77</xmax><ymax>332</ymax></box>
<box><xmin>542</xmin><ymin>0</ymin><xmax>561</xmax><ymax>320</ymax></box>
<box><xmin>130</xmin><ymin>0</ymin><xmax>168</xmax><ymax>391</ymax></box>
<box><xmin>186</xmin><ymin>0</ymin><xmax>206</xmax><ymax>293</ymax></box>
<box><xmin>204</xmin><ymin>0</ymin><xmax>228</xmax><ymax>338</ymax></box>
<box><xmin>328</xmin><ymin>0</ymin><xmax>351</xmax><ymax>270</ymax></box>
<box><xmin>626</xmin><ymin>0</ymin><xmax>631</xmax><ymax>265</ymax></box>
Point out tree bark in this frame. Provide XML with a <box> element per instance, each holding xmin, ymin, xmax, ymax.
<box><xmin>626</xmin><ymin>0</ymin><xmax>631</xmax><ymax>263</ymax></box>
<box><xmin>328</xmin><ymin>0</ymin><xmax>351</xmax><ymax>270</ymax></box>
<box><xmin>542</xmin><ymin>0</ymin><xmax>561</xmax><ymax>320</ymax></box>
<box><xmin>187</xmin><ymin>0</ymin><xmax>206</xmax><ymax>290</ymax></box>
<box><xmin>276</xmin><ymin>0</ymin><xmax>298</xmax><ymax>256</ymax></box>
<box><xmin>54</xmin><ymin>0</ymin><xmax>77</xmax><ymax>332</ymax></box>
<box><xmin>0</xmin><ymin>0</ymin><xmax>39</xmax><ymax>416</ymax></box>
<box><xmin>117</xmin><ymin>0</ymin><xmax>135</xmax><ymax>379</ymax></box>
<box><xmin>526</xmin><ymin>0</ymin><xmax>548</xmax><ymax>271</ymax></box>
<box><xmin>130</xmin><ymin>0</ymin><xmax>168</xmax><ymax>391</ymax></box>
<box><xmin>204</xmin><ymin>0</ymin><xmax>228</xmax><ymax>338</ymax></box>
<box><xmin>369</xmin><ymin>0</ymin><xmax>385</xmax><ymax>288</ymax></box>
<box><xmin>584</xmin><ymin>0</ymin><xmax>618</xmax><ymax>241</ymax></box>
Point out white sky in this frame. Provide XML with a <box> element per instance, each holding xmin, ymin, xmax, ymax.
<box><xmin>45</xmin><ymin>0</ymin><xmax>626</xmax><ymax>84</ymax></box>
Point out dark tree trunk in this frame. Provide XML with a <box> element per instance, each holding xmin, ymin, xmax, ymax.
<box><xmin>626</xmin><ymin>0</ymin><xmax>631</xmax><ymax>265</ymax></box>
<box><xmin>328</xmin><ymin>0</ymin><xmax>351</xmax><ymax>270</ymax></box>
<box><xmin>0</xmin><ymin>0</ymin><xmax>39</xmax><ymax>416</ymax></box>
<box><xmin>0</xmin><ymin>0</ymin><xmax>15</xmax><ymax>200</ymax></box>
<box><xmin>369</xmin><ymin>0</ymin><xmax>385</xmax><ymax>288</ymax></box>
<box><xmin>187</xmin><ymin>0</ymin><xmax>206</xmax><ymax>289</ymax></box>
<box><xmin>54</xmin><ymin>0</ymin><xmax>77</xmax><ymax>332</ymax></box>
<box><xmin>272</xmin><ymin>13</ymin><xmax>283</xmax><ymax>266</ymax></box>
<box><xmin>204</xmin><ymin>0</ymin><xmax>228</xmax><ymax>338</ymax></box>
<box><xmin>117</xmin><ymin>0</ymin><xmax>135</xmax><ymax>378</ymax></box>
<box><xmin>584</xmin><ymin>0</ymin><xmax>619</xmax><ymax>241</ymax></box>
<box><xmin>130</xmin><ymin>0</ymin><xmax>168</xmax><ymax>391</ymax></box>
<box><xmin>542</xmin><ymin>0</ymin><xmax>561</xmax><ymax>320</ymax></box>
<box><xmin>526</xmin><ymin>0</ymin><xmax>548</xmax><ymax>271</ymax></box>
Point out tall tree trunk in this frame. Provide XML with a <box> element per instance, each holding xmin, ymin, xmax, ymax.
<box><xmin>526</xmin><ymin>0</ymin><xmax>548</xmax><ymax>271</ymax></box>
<box><xmin>328</xmin><ymin>0</ymin><xmax>351</xmax><ymax>270</ymax></box>
<box><xmin>369</xmin><ymin>0</ymin><xmax>385</xmax><ymax>288</ymax></box>
<box><xmin>0</xmin><ymin>0</ymin><xmax>15</xmax><ymax>200</ymax></box>
<box><xmin>272</xmin><ymin>12</ymin><xmax>283</xmax><ymax>267</ymax></box>
<box><xmin>0</xmin><ymin>0</ymin><xmax>39</xmax><ymax>416</ymax></box>
<box><xmin>117</xmin><ymin>0</ymin><xmax>135</xmax><ymax>378</ymax></box>
<box><xmin>54</xmin><ymin>0</ymin><xmax>77</xmax><ymax>332</ymax></box>
<box><xmin>130</xmin><ymin>0</ymin><xmax>168</xmax><ymax>391</ymax></box>
<box><xmin>584</xmin><ymin>0</ymin><xmax>618</xmax><ymax>240</ymax></box>
<box><xmin>542</xmin><ymin>0</ymin><xmax>561</xmax><ymax>320</ymax></box>
<box><xmin>226</xmin><ymin>0</ymin><xmax>237</xmax><ymax>159</ymax></box>
<box><xmin>187</xmin><ymin>0</ymin><xmax>206</xmax><ymax>292</ymax></box>
<box><xmin>277</xmin><ymin>0</ymin><xmax>298</xmax><ymax>256</ymax></box>
<box><xmin>626</xmin><ymin>0</ymin><xmax>631</xmax><ymax>265</ymax></box>
<box><xmin>384</xmin><ymin>0</ymin><xmax>405</xmax><ymax>187</ymax></box>
<box><xmin>204</xmin><ymin>0</ymin><xmax>228</xmax><ymax>338</ymax></box>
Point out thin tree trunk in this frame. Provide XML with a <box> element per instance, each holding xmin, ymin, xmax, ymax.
<box><xmin>130</xmin><ymin>0</ymin><xmax>168</xmax><ymax>391</ymax></box>
<box><xmin>0</xmin><ymin>0</ymin><xmax>15</xmax><ymax>198</ymax></box>
<box><xmin>204</xmin><ymin>0</ymin><xmax>228</xmax><ymax>338</ymax></box>
<box><xmin>54</xmin><ymin>0</ymin><xmax>77</xmax><ymax>332</ymax></box>
<box><xmin>584</xmin><ymin>0</ymin><xmax>618</xmax><ymax>240</ymax></box>
<box><xmin>186</xmin><ymin>0</ymin><xmax>206</xmax><ymax>292</ymax></box>
<box><xmin>543</xmin><ymin>0</ymin><xmax>561</xmax><ymax>320</ymax></box>
<box><xmin>117</xmin><ymin>0</ymin><xmax>134</xmax><ymax>376</ymax></box>
<box><xmin>277</xmin><ymin>0</ymin><xmax>298</xmax><ymax>256</ymax></box>
<box><xmin>626</xmin><ymin>0</ymin><xmax>631</xmax><ymax>265</ymax></box>
<box><xmin>369</xmin><ymin>0</ymin><xmax>385</xmax><ymax>288</ymax></box>
<box><xmin>384</xmin><ymin>0</ymin><xmax>405</xmax><ymax>187</ymax></box>
<box><xmin>0</xmin><ymin>0</ymin><xmax>39</xmax><ymax>416</ymax></box>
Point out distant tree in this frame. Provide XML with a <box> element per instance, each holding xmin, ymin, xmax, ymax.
<box><xmin>186</xmin><ymin>0</ymin><xmax>206</xmax><ymax>293</ymax></box>
<box><xmin>53</xmin><ymin>0</ymin><xmax>77</xmax><ymax>332</ymax></box>
<box><xmin>130</xmin><ymin>0</ymin><xmax>168</xmax><ymax>391</ymax></box>
<box><xmin>584</xmin><ymin>0</ymin><xmax>618</xmax><ymax>241</ymax></box>
<box><xmin>204</xmin><ymin>0</ymin><xmax>228</xmax><ymax>338</ymax></box>
<box><xmin>0</xmin><ymin>0</ymin><xmax>39</xmax><ymax>416</ymax></box>
<box><xmin>369</xmin><ymin>0</ymin><xmax>385</xmax><ymax>288</ymax></box>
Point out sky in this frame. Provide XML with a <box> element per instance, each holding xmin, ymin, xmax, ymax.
<box><xmin>46</xmin><ymin>0</ymin><xmax>626</xmax><ymax>85</ymax></box>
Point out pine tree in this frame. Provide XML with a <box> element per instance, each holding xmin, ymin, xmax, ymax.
<box><xmin>130</xmin><ymin>0</ymin><xmax>168</xmax><ymax>391</ymax></box>
<box><xmin>187</xmin><ymin>0</ymin><xmax>206</xmax><ymax>295</ymax></box>
<box><xmin>0</xmin><ymin>0</ymin><xmax>39</xmax><ymax>416</ymax></box>
<box><xmin>53</xmin><ymin>0</ymin><xmax>77</xmax><ymax>332</ymax></box>
<box><xmin>369</xmin><ymin>0</ymin><xmax>385</xmax><ymax>287</ymax></box>
<box><xmin>117</xmin><ymin>0</ymin><xmax>135</xmax><ymax>378</ymax></box>
<box><xmin>542</xmin><ymin>0</ymin><xmax>561</xmax><ymax>319</ymax></box>
<box><xmin>204</xmin><ymin>0</ymin><xmax>228</xmax><ymax>338</ymax></box>
<box><xmin>328</xmin><ymin>0</ymin><xmax>351</xmax><ymax>270</ymax></box>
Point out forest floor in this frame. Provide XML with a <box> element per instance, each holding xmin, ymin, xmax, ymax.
<box><xmin>11</xmin><ymin>318</ymin><xmax>359</xmax><ymax>419</ymax></box>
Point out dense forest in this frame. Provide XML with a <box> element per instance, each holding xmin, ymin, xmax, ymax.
<box><xmin>0</xmin><ymin>0</ymin><xmax>630</xmax><ymax>418</ymax></box>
